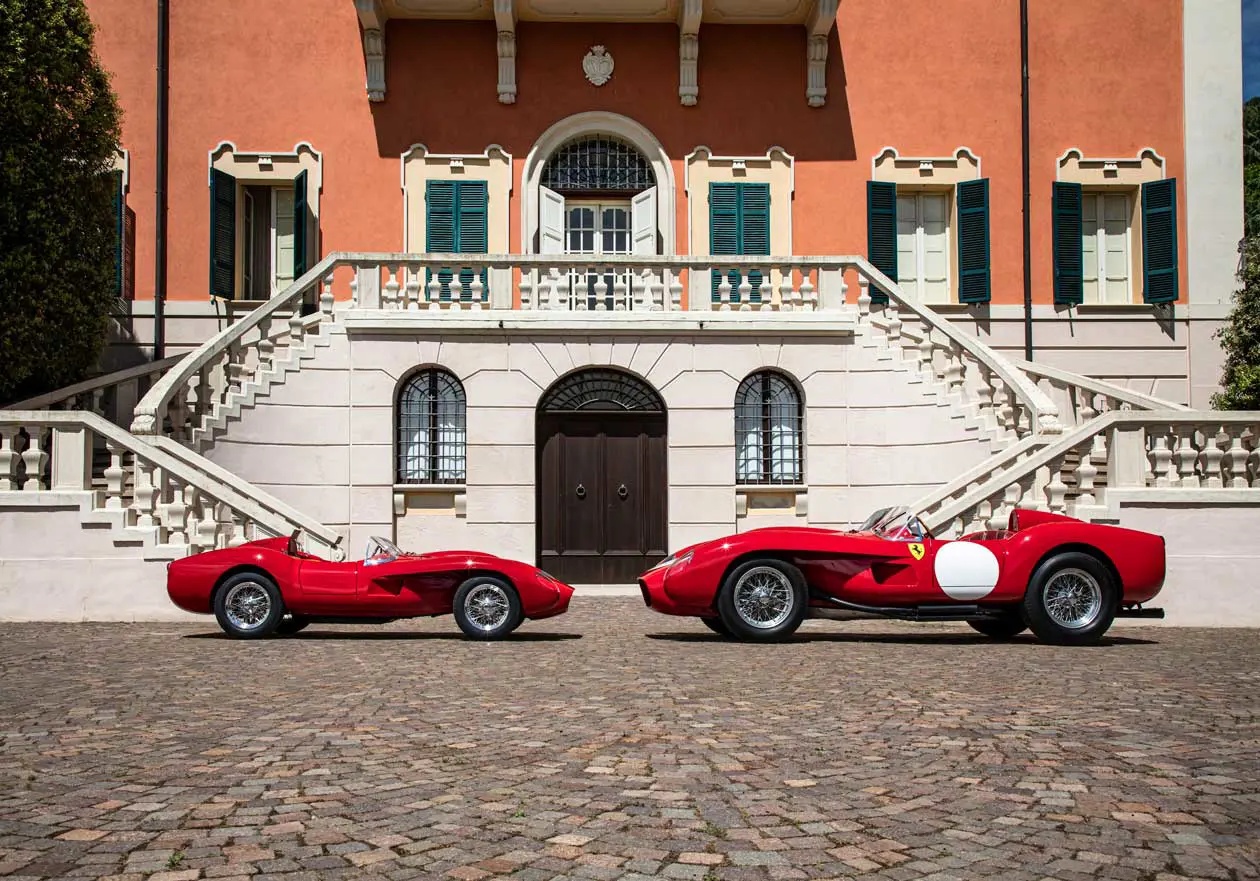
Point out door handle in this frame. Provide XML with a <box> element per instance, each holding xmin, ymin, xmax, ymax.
<box><xmin>617</xmin><ymin>484</ymin><xmax>628</xmax><ymax>500</ymax></box>
<box><xmin>575</xmin><ymin>484</ymin><xmax>586</xmax><ymax>499</ymax></box>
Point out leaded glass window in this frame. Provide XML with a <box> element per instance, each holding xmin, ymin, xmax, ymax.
<box><xmin>540</xmin><ymin>369</ymin><xmax>663</xmax><ymax>413</ymax></box>
<box><xmin>735</xmin><ymin>372</ymin><xmax>803</xmax><ymax>485</ymax></box>
<box><xmin>397</xmin><ymin>369</ymin><xmax>466</xmax><ymax>484</ymax></box>
<box><xmin>541</xmin><ymin>135</ymin><xmax>655</xmax><ymax>195</ymax></box>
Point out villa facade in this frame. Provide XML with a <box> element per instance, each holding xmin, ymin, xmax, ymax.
<box><xmin>0</xmin><ymin>1</ymin><xmax>1252</xmax><ymax>619</ymax></box>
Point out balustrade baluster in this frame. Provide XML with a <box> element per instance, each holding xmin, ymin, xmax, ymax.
<box><xmin>166</xmin><ymin>481</ymin><xmax>189</xmax><ymax>546</ymax></box>
<box><xmin>669</xmin><ymin>272</ymin><xmax>683</xmax><ymax>312</ymax></box>
<box><xmin>917</xmin><ymin>318</ymin><xmax>934</xmax><ymax>376</ymax></box>
<box><xmin>973</xmin><ymin>362</ymin><xmax>994</xmax><ymax>426</ymax></box>
<box><xmin>256</xmin><ymin>316</ymin><xmax>274</xmax><ymax>375</ymax></box>
<box><xmin>886</xmin><ymin>302</ymin><xmax>903</xmax><ymax>356</ymax></box>
<box><xmin>103</xmin><ymin>440</ymin><xmax>125</xmax><ymax>509</ymax></box>
<box><xmin>650</xmin><ymin>272</ymin><xmax>665</xmax><ymax>312</ymax></box>
<box><xmin>449</xmin><ymin>270</ymin><xmax>464</xmax><ymax>309</ymax></box>
<box><xmin>557</xmin><ymin>268</ymin><xmax>572</xmax><ymax>311</ymax></box>
<box><xmin>214</xmin><ymin>502</ymin><xmax>235</xmax><ymax>549</ymax></box>
<box><xmin>1045</xmin><ymin>457</ymin><xmax>1069</xmax><ymax>513</ymax></box>
<box><xmin>737</xmin><ymin>276</ymin><xmax>752</xmax><ymax>312</ymax></box>
<box><xmin>1194</xmin><ymin>428</ymin><xmax>1224</xmax><ymax>489</ymax></box>
<box><xmin>613</xmin><ymin>272</ymin><xmax>628</xmax><ymax>311</ymax></box>
<box><xmin>774</xmin><ymin>270</ymin><xmax>789</xmax><ymax>312</ymax></box>
<box><xmin>717</xmin><ymin>268</ymin><xmax>732</xmax><ymax>311</ymax></box>
<box><xmin>1075</xmin><ymin>440</ymin><xmax>1099</xmax><ymax>507</ymax></box>
<box><xmin>1149</xmin><ymin>430</ymin><xmax>1174</xmax><ymax>487</ymax></box>
<box><xmin>798</xmin><ymin>272</ymin><xmax>813</xmax><ymax>311</ymax></box>
<box><xmin>0</xmin><ymin>426</ymin><xmax>17</xmax><ymax>491</ymax></box>
<box><xmin>320</xmin><ymin>272</ymin><xmax>335</xmax><ymax>315</ymax></box>
<box><xmin>196</xmin><ymin>493</ymin><xmax>219</xmax><ymax>550</ymax></box>
<box><xmin>943</xmin><ymin>339</ymin><xmax>965</xmax><ymax>401</ymax></box>
<box><xmin>383</xmin><ymin>265</ymin><xmax>399</xmax><ymax>309</ymax></box>
<box><xmin>131</xmin><ymin>458</ymin><xmax>157</xmax><ymax>528</ymax></box>
<box><xmin>469</xmin><ymin>271</ymin><xmax>485</xmax><ymax>310</ymax></box>
<box><xmin>1174</xmin><ymin>425</ymin><xmax>1200</xmax><ymax>487</ymax></box>
<box><xmin>973</xmin><ymin>498</ymin><xmax>993</xmax><ymax>533</ymax></box>
<box><xmin>427</xmin><ymin>271</ymin><xmax>442</xmax><ymax>309</ymax></box>
<box><xmin>18</xmin><ymin>427</ymin><xmax>46</xmax><ymax>491</ymax></box>
<box><xmin>1222</xmin><ymin>430</ymin><xmax>1247</xmax><ymax>488</ymax></box>
<box><xmin>404</xmin><ymin>271</ymin><xmax>420</xmax><ymax>310</ymax></box>
<box><xmin>520</xmin><ymin>270</ymin><xmax>534</xmax><ymax>310</ymax></box>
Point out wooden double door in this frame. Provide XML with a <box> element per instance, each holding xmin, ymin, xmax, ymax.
<box><xmin>537</xmin><ymin>413</ymin><xmax>667</xmax><ymax>584</ymax></box>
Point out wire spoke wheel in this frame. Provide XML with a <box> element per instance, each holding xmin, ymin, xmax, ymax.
<box><xmin>464</xmin><ymin>583</ymin><xmax>511</xmax><ymax>631</ymax></box>
<box><xmin>223</xmin><ymin>582</ymin><xmax>272</xmax><ymax>631</ymax></box>
<box><xmin>1042</xmin><ymin>568</ymin><xmax>1104</xmax><ymax>630</ymax></box>
<box><xmin>732</xmin><ymin>566</ymin><xmax>795</xmax><ymax>629</ymax></box>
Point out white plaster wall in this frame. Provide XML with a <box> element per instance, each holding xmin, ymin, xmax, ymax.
<box><xmin>1112</xmin><ymin>501</ymin><xmax>1260</xmax><ymax>627</ymax></box>
<box><xmin>199</xmin><ymin>327</ymin><xmax>996</xmax><ymax>562</ymax></box>
<box><xmin>0</xmin><ymin>502</ymin><xmax>193</xmax><ymax>621</ymax></box>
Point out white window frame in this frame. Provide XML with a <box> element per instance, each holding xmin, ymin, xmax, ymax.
<box><xmin>269</xmin><ymin>185</ymin><xmax>296</xmax><ymax>298</ymax></box>
<box><xmin>1081</xmin><ymin>190</ymin><xmax>1134</xmax><ymax>305</ymax></box>
<box><xmin>896</xmin><ymin>190</ymin><xmax>952</xmax><ymax>304</ymax></box>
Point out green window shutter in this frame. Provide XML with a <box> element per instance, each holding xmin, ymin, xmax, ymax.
<box><xmin>709</xmin><ymin>183</ymin><xmax>768</xmax><ymax>303</ymax></box>
<box><xmin>1142</xmin><ymin>178</ymin><xmax>1178</xmax><ymax>303</ymax></box>
<box><xmin>1052</xmin><ymin>182</ymin><xmax>1084</xmax><ymax>305</ymax></box>
<box><xmin>293</xmin><ymin>169</ymin><xmax>309</xmax><ymax>279</ymax></box>
<box><xmin>426</xmin><ymin>180</ymin><xmax>488</xmax><ymax>302</ymax></box>
<box><xmin>956</xmin><ymin>178</ymin><xmax>991</xmax><ymax>304</ymax></box>
<box><xmin>111</xmin><ymin>170</ymin><xmax>125</xmax><ymax>299</ymax></box>
<box><xmin>209</xmin><ymin>168</ymin><xmax>236</xmax><ymax>299</ymax></box>
<box><xmin>866</xmin><ymin>181</ymin><xmax>897</xmax><ymax>305</ymax></box>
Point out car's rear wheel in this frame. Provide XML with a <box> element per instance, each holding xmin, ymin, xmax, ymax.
<box><xmin>275</xmin><ymin>615</ymin><xmax>310</xmax><ymax>636</ymax></box>
<box><xmin>701</xmin><ymin>616</ymin><xmax>733</xmax><ymax>637</ymax></box>
<box><xmin>1022</xmin><ymin>552</ymin><xmax>1118</xmax><ymax>646</ymax></box>
<box><xmin>968</xmin><ymin>611</ymin><xmax>1027</xmax><ymax>639</ymax></box>
<box><xmin>214</xmin><ymin>573</ymin><xmax>284</xmax><ymax>639</ymax></box>
<box><xmin>716</xmin><ymin>559</ymin><xmax>807</xmax><ymax>642</ymax></box>
<box><xmin>453</xmin><ymin>576</ymin><xmax>522</xmax><ymax>640</ymax></box>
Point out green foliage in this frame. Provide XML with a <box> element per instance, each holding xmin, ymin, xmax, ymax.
<box><xmin>0</xmin><ymin>0</ymin><xmax>121</xmax><ymax>403</ymax></box>
<box><xmin>1245</xmin><ymin>97</ymin><xmax>1260</xmax><ymax>167</ymax></box>
<box><xmin>1246</xmin><ymin>164</ymin><xmax>1260</xmax><ymax>240</ymax></box>
<box><xmin>1213</xmin><ymin>237</ymin><xmax>1260</xmax><ymax>410</ymax></box>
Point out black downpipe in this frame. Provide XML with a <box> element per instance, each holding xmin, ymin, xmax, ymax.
<box><xmin>1020</xmin><ymin>0</ymin><xmax>1033</xmax><ymax>361</ymax></box>
<box><xmin>153</xmin><ymin>0</ymin><xmax>169</xmax><ymax>359</ymax></box>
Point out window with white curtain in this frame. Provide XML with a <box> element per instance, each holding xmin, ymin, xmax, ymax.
<box><xmin>1082</xmin><ymin>192</ymin><xmax>1132</xmax><ymax>304</ymax></box>
<box><xmin>397</xmin><ymin>370</ymin><xmax>466</xmax><ymax>484</ymax></box>
<box><xmin>735</xmin><ymin>372</ymin><xmax>803</xmax><ymax>486</ymax></box>
<box><xmin>896</xmin><ymin>191</ymin><xmax>950</xmax><ymax>303</ymax></box>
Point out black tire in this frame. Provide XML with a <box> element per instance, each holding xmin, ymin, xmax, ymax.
<box><xmin>716</xmin><ymin>559</ymin><xmax>808</xmax><ymax>642</ymax></box>
<box><xmin>968</xmin><ymin>612</ymin><xmax>1027</xmax><ymax>640</ymax></box>
<box><xmin>213</xmin><ymin>572</ymin><xmax>285</xmax><ymax>639</ymax></box>
<box><xmin>275</xmin><ymin>615</ymin><xmax>310</xmax><ymax>636</ymax></box>
<box><xmin>701</xmin><ymin>616</ymin><xmax>733</xmax><ymax>637</ymax></box>
<box><xmin>1022</xmin><ymin>552</ymin><xmax>1118</xmax><ymax>646</ymax></box>
<box><xmin>453</xmin><ymin>576</ymin><xmax>522</xmax><ymax>640</ymax></box>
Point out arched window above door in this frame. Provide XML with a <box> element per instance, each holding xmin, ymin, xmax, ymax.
<box><xmin>541</xmin><ymin>135</ymin><xmax>655</xmax><ymax>195</ymax></box>
<box><xmin>539</xmin><ymin>369</ymin><xmax>664</xmax><ymax>414</ymax></box>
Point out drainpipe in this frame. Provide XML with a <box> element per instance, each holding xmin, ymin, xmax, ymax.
<box><xmin>153</xmin><ymin>0</ymin><xmax>169</xmax><ymax>359</ymax></box>
<box><xmin>1020</xmin><ymin>0</ymin><xmax>1033</xmax><ymax>361</ymax></box>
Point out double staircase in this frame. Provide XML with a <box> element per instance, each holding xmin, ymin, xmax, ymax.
<box><xmin>3</xmin><ymin>251</ymin><xmax>1257</xmax><ymax>620</ymax></box>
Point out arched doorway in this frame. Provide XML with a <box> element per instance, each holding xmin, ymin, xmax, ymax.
<box><xmin>536</xmin><ymin>368</ymin><xmax>668</xmax><ymax>584</ymax></box>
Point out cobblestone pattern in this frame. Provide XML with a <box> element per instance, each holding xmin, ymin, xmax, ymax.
<box><xmin>0</xmin><ymin>600</ymin><xmax>1257</xmax><ymax>881</ymax></box>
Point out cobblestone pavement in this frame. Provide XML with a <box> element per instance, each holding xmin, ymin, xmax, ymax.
<box><xmin>1</xmin><ymin>599</ymin><xmax>1258</xmax><ymax>881</ymax></box>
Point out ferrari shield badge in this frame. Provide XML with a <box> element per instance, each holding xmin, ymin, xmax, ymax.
<box><xmin>908</xmin><ymin>543</ymin><xmax>926</xmax><ymax>561</ymax></box>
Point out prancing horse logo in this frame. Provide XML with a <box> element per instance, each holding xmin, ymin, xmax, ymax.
<box><xmin>908</xmin><ymin>543</ymin><xmax>925</xmax><ymax>561</ymax></box>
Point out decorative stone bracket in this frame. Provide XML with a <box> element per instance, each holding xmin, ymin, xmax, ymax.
<box><xmin>805</xmin><ymin>0</ymin><xmax>838</xmax><ymax>108</ymax></box>
<box><xmin>355</xmin><ymin>0</ymin><xmax>386</xmax><ymax>102</ymax></box>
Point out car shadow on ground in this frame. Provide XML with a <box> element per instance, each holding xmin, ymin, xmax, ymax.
<box><xmin>183</xmin><ymin>631</ymin><xmax>583</xmax><ymax>642</ymax></box>
<box><xmin>646</xmin><ymin>632</ymin><xmax>1160</xmax><ymax>647</ymax></box>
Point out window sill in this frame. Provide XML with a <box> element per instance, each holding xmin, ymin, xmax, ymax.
<box><xmin>393</xmin><ymin>484</ymin><xmax>467</xmax><ymax>518</ymax></box>
<box><xmin>736</xmin><ymin>485</ymin><xmax>809</xmax><ymax>517</ymax></box>
<box><xmin>1071</xmin><ymin>302</ymin><xmax>1168</xmax><ymax>313</ymax></box>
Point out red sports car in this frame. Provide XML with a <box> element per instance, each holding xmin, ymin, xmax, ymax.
<box><xmin>638</xmin><ymin>507</ymin><xmax>1166</xmax><ymax>645</ymax></box>
<box><xmin>168</xmin><ymin>533</ymin><xmax>574</xmax><ymax>640</ymax></box>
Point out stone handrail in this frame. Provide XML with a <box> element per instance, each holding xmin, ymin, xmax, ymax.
<box><xmin>5</xmin><ymin>356</ymin><xmax>183</xmax><ymax>411</ymax></box>
<box><xmin>1</xmin><ymin>410</ymin><xmax>343</xmax><ymax>559</ymax></box>
<box><xmin>1012</xmin><ymin>357</ymin><xmax>1192</xmax><ymax>422</ymax></box>
<box><xmin>922</xmin><ymin>410</ymin><xmax>1260</xmax><ymax>536</ymax></box>
<box><xmin>910</xmin><ymin>433</ymin><xmax>1050</xmax><ymax>521</ymax></box>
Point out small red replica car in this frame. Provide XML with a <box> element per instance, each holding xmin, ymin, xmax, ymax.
<box><xmin>168</xmin><ymin>533</ymin><xmax>574</xmax><ymax>640</ymax></box>
<box><xmin>638</xmin><ymin>507</ymin><xmax>1166</xmax><ymax>645</ymax></box>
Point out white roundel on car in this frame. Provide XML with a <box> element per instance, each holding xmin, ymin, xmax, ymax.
<box><xmin>933</xmin><ymin>542</ymin><xmax>1001</xmax><ymax>600</ymax></box>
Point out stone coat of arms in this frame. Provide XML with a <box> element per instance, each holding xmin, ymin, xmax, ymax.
<box><xmin>583</xmin><ymin>45</ymin><xmax>614</xmax><ymax>86</ymax></box>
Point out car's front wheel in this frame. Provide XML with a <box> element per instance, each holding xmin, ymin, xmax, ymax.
<box><xmin>214</xmin><ymin>573</ymin><xmax>285</xmax><ymax>639</ymax></box>
<box><xmin>453</xmin><ymin>576</ymin><xmax>522</xmax><ymax>640</ymax></box>
<box><xmin>968</xmin><ymin>611</ymin><xmax>1027</xmax><ymax>639</ymax></box>
<box><xmin>1022</xmin><ymin>552</ymin><xmax>1118</xmax><ymax>645</ymax></box>
<box><xmin>716</xmin><ymin>559</ymin><xmax>807</xmax><ymax>642</ymax></box>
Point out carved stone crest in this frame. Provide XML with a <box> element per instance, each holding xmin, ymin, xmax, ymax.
<box><xmin>583</xmin><ymin>45</ymin><xmax>614</xmax><ymax>87</ymax></box>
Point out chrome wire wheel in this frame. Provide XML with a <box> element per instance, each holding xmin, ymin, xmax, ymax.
<box><xmin>464</xmin><ymin>583</ymin><xmax>511</xmax><ymax>632</ymax></box>
<box><xmin>1042</xmin><ymin>568</ymin><xmax>1104</xmax><ymax>630</ymax></box>
<box><xmin>223</xmin><ymin>582</ymin><xmax>272</xmax><ymax>632</ymax></box>
<box><xmin>732</xmin><ymin>566</ymin><xmax>795</xmax><ymax>629</ymax></box>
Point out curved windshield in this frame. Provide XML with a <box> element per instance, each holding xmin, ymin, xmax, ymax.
<box><xmin>861</xmin><ymin>506</ymin><xmax>928</xmax><ymax>541</ymax></box>
<box><xmin>363</xmin><ymin>536</ymin><xmax>402</xmax><ymax>566</ymax></box>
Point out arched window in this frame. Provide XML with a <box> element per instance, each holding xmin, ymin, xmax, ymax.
<box><xmin>540</xmin><ymin>135</ymin><xmax>655</xmax><ymax>195</ymax></box>
<box><xmin>735</xmin><ymin>372</ymin><xmax>803</xmax><ymax>485</ymax></box>
<box><xmin>397</xmin><ymin>369</ymin><xmax>466</xmax><ymax>484</ymax></box>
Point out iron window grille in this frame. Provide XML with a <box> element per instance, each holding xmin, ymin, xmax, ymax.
<box><xmin>397</xmin><ymin>369</ymin><xmax>466</xmax><ymax>484</ymax></box>
<box><xmin>541</xmin><ymin>135</ymin><xmax>655</xmax><ymax>195</ymax></box>
<box><xmin>735</xmin><ymin>372</ymin><xmax>803</xmax><ymax>485</ymax></box>
<box><xmin>540</xmin><ymin>369</ymin><xmax>664</xmax><ymax>413</ymax></box>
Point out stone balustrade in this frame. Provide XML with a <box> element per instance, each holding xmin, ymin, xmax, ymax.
<box><xmin>924</xmin><ymin>412</ymin><xmax>1260</xmax><ymax>537</ymax></box>
<box><xmin>1</xmin><ymin>411</ymin><xmax>343</xmax><ymax>560</ymax></box>
<box><xmin>1013</xmin><ymin>358</ymin><xmax>1192</xmax><ymax>427</ymax></box>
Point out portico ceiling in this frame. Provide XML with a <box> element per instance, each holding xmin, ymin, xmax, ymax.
<box><xmin>354</xmin><ymin>0</ymin><xmax>838</xmax><ymax>106</ymax></box>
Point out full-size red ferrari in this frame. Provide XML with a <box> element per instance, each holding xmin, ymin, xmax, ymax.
<box><xmin>168</xmin><ymin>533</ymin><xmax>574</xmax><ymax>639</ymax></box>
<box><xmin>638</xmin><ymin>507</ymin><xmax>1166</xmax><ymax>645</ymax></box>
